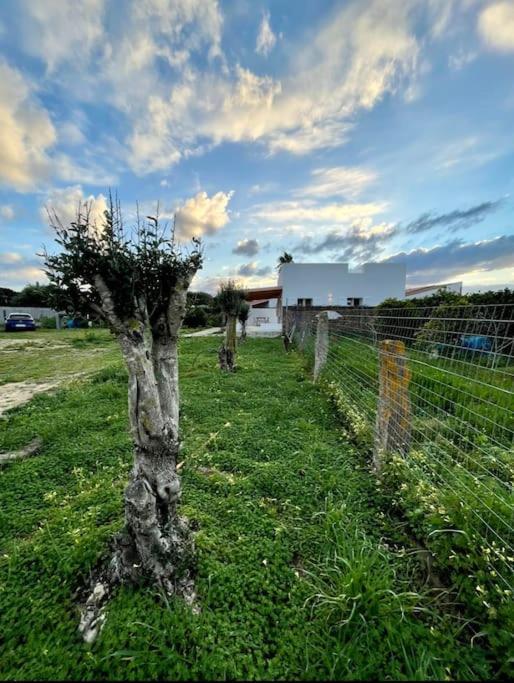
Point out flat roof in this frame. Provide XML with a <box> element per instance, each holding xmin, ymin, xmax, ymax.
<box><xmin>244</xmin><ymin>286</ymin><xmax>282</xmax><ymax>301</ymax></box>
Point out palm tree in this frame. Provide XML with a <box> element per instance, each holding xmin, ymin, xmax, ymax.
<box><xmin>216</xmin><ymin>280</ymin><xmax>245</xmax><ymax>371</ymax></box>
<box><xmin>277</xmin><ymin>251</ymin><xmax>293</xmax><ymax>269</ymax></box>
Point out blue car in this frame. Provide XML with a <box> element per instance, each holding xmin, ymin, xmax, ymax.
<box><xmin>4</xmin><ymin>312</ymin><xmax>36</xmax><ymax>332</ymax></box>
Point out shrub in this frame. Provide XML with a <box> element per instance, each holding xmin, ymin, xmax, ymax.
<box><xmin>39</xmin><ymin>315</ymin><xmax>57</xmax><ymax>329</ymax></box>
<box><xmin>184</xmin><ymin>306</ymin><xmax>208</xmax><ymax>328</ymax></box>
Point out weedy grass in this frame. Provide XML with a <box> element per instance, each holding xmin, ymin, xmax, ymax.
<box><xmin>0</xmin><ymin>337</ymin><xmax>497</xmax><ymax>680</ymax></box>
<box><xmin>314</xmin><ymin>336</ymin><xmax>513</xmax><ymax>674</ymax></box>
<box><xmin>0</xmin><ymin>328</ymin><xmax>119</xmax><ymax>385</ymax></box>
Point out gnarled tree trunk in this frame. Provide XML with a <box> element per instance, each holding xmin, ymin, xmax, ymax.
<box><xmin>79</xmin><ymin>279</ymin><xmax>196</xmax><ymax>643</ymax></box>
<box><xmin>219</xmin><ymin>314</ymin><xmax>237</xmax><ymax>371</ymax></box>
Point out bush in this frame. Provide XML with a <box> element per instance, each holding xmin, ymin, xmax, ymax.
<box><xmin>207</xmin><ymin>312</ymin><xmax>222</xmax><ymax>327</ymax></box>
<box><xmin>184</xmin><ymin>306</ymin><xmax>208</xmax><ymax>328</ymax></box>
<box><xmin>39</xmin><ymin>315</ymin><xmax>57</xmax><ymax>329</ymax></box>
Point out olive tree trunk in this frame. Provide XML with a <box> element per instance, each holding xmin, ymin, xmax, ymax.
<box><xmin>219</xmin><ymin>314</ymin><xmax>237</xmax><ymax>371</ymax></box>
<box><xmin>79</xmin><ymin>277</ymin><xmax>195</xmax><ymax>643</ymax></box>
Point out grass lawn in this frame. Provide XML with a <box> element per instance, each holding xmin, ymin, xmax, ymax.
<box><xmin>0</xmin><ymin>328</ymin><xmax>119</xmax><ymax>385</ymax></box>
<box><xmin>0</xmin><ymin>336</ymin><xmax>497</xmax><ymax>680</ymax></box>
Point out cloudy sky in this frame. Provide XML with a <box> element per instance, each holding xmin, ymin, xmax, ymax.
<box><xmin>0</xmin><ymin>0</ymin><xmax>513</xmax><ymax>293</ymax></box>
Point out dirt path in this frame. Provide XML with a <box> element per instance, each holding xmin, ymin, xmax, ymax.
<box><xmin>0</xmin><ymin>373</ymin><xmax>90</xmax><ymax>416</ymax></box>
<box><xmin>0</xmin><ymin>380</ymin><xmax>63</xmax><ymax>416</ymax></box>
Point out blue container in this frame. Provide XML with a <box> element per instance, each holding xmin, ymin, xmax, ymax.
<box><xmin>459</xmin><ymin>334</ymin><xmax>492</xmax><ymax>351</ymax></box>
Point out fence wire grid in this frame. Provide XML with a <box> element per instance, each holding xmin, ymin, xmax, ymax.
<box><xmin>286</xmin><ymin>303</ymin><xmax>514</xmax><ymax>597</ymax></box>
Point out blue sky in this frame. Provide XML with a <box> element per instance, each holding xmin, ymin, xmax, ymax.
<box><xmin>0</xmin><ymin>0</ymin><xmax>513</xmax><ymax>293</ymax></box>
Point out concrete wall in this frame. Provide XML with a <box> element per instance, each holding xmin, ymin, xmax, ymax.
<box><xmin>1</xmin><ymin>306</ymin><xmax>58</xmax><ymax>322</ymax></box>
<box><xmin>278</xmin><ymin>262</ymin><xmax>406</xmax><ymax>307</ymax></box>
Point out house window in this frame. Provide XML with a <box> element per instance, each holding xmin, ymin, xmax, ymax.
<box><xmin>346</xmin><ymin>297</ymin><xmax>363</xmax><ymax>307</ymax></box>
<box><xmin>297</xmin><ymin>298</ymin><xmax>313</xmax><ymax>307</ymax></box>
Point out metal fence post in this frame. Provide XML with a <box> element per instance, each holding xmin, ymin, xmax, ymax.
<box><xmin>314</xmin><ymin>311</ymin><xmax>329</xmax><ymax>381</ymax></box>
<box><xmin>374</xmin><ymin>339</ymin><xmax>411</xmax><ymax>472</ymax></box>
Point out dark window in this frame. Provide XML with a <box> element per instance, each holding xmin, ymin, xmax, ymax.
<box><xmin>297</xmin><ymin>298</ymin><xmax>313</xmax><ymax>307</ymax></box>
<box><xmin>346</xmin><ymin>297</ymin><xmax>363</xmax><ymax>307</ymax></box>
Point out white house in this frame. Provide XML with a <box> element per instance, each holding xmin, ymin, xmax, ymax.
<box><xmin>277</xmin><ymin>262</ymin><xmax>406</xmax><ymax>307</ymax></box>
<box><xmin>240</xmin><ymin>285</ymin><xmax>282</xmax><ymax>334</ymax></box>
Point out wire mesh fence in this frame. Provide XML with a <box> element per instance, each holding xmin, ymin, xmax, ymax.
<box><xmin>286</xmin><ymin>303</ymin><xmax>514</xmax><ymax>601</ymax></box>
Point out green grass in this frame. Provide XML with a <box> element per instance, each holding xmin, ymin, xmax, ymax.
<box><xmin>0</xmin><ymin>328</ymin><xmax>120</xmax><ymax>385</ymax></box>
<box><xmin>308</xmin><ymin>334</ymin><xmax>513</xmax><ymax>670</ymax></box>
<box><xmin>0</xmin><ymin>337</ymin><xmax>498</xmax><ymax>680</ymax></box>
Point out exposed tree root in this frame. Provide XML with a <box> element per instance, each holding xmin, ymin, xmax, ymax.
<box><xmin>76</xmin><ymin>470</ymin><xmax>199</xmax><ymax>644</ymax></box>
<box><xmin>0</xmin><ymin>437</ymin><xmax>43</xmax><ymax>466</ymax></box>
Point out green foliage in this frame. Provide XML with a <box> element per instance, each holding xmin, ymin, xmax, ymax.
<box><xmin>187</xmin><ymin>291</ymin><xmax>213</xmax><ymax>307</ymax></box>
<box><xmin>310</xmin><ymin>335</ymin><xmax>513</xmax><ymax>671</ymax></box>
<box><xmin>39</xmin><ymin>315</ymin><xmax>57</xmax><ymax>329</ymax></box>
<box><xmin>10</xmin><ymin>283</ymin><xmax>57</xmax><ymax>307</ymax></box>
<box><xmin>0</xmin><ymin>338</ymin><xmax>495</xmax><ymax>679</ymax></box>
<box><xmin>0</xmin><ymin>287</ymin><xmax>17</xmax><ymax>305</ymax></box>
<box><xmin>238</xmin><ymin>301</ymin><xmax>250</xmax><ymax>324</ymax></box>
<box><xmin>183</xmin><ymin>306</ymin><xmax>208</xmax><ymax>328</ymax></box>
<box><xmin>277</xmin><ymin>251</ymin><xmax>293</xmax><ymax>268</ymax></box>
<box><xmin>44</xmin><ymin>196</ymin><xmax>202</xmax><ymax>325</ymax></box>
<box><xmin>215</xmin><ymin>280</ymin><xmax>245</xmax><ymax>318</ymax></box>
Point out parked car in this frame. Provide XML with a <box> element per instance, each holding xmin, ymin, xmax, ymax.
<box><xmin>4</xmin><ymin>312</ymin><xmax>36</xmax><ymax>332</ymax></box>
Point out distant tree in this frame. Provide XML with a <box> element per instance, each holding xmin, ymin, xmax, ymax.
<box><xmin>467</xmin><ymin>287</ymin><xmax>514</xmax><ymax>306</ymax></box>
<box><xmin>277</xmin><ymin>251</ymin><xmax>293</xmax><ymax>269</ymax></box>
<box><xmin>238</xmin><ymin>300</ymin><xmax>250</xmax><ymax>341</ymax></box>
<box><xmin>187</xmin><ymin>290</ymin><xmax>213</xmax><ymax>307</ymax></box>
<box><xmin>0</xmin><ymin>287</ymin><xmax>16</xmax><ymax>306</ymax></box>
<box><xmin>216</xmin><ymin>280</ymin><xmax>245</xmax><ymax>371</ymax></box>
<box><xmin>44</xmin><ymin>198</ymin><xmax>202</xmax><ymax>642</ymax></box>
<box><xmin>184</xmin><ymin>306</ymin><xmax>208</xmax><ymax>328</ymax></box>
<box><xmin>11</xmin><ymin>283</ymin><xmax>54</xmax><ymax>307</ymax></box>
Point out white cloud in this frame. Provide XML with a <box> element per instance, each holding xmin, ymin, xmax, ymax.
<box><xmin>112</xmin><ymin>0</ymin><xmax>421</xmax><ymax>171</ymax></box>
<box><xmin>174</xmin><ymin>190</ymin><xmax>234</xmax><ymax>240</ymax></box>
<box><xmin>448</xmin><ymin>48</ymin><xmax>477</xmax><ymax>70</ymax></box>
<box><xmin>233</xmin><ymin>238</ymin><xmax>260</xmax><ymax>256</ymax></box>
<box><xmin>0</xmin><ymin>252</ymin><xmax>23</xmax><ymax>264</ymax></box>
<box><xmin>52</xmin><ymin>154</ymin><xmax>118</xmax><ymax>186</ymax></box>
<box><xmin>256</xmin><ymin>11</ymin><xmax>276</xmax><ymax>57</ymax></box>
<box><xmin>436</xmin><ymin>135</ymin><xmax>503</xmax><ymax>171</ymax></box>
<box><xmin>478</xmin><ymin>1</ymin><xmax>514</xmax><ymax>52</ymax></box>
<box><xmin>59</xmin><ymin>121</ymin><xmax>86</xmax><ymax>146</ymax></box>
<box><xmin>298</xmin><ymin>166</ymin><xmax>377</xmax><ymax>199</ymax></box>
<box><xmin>0</xmin><ymin>61</ymin><xmax>56</xmax><ymax>191</ymax></box>
<box><xmin>237</xmin><ymin>261</ymin><xmax>271</xmax><ymax>277</ymax></box>
<box><xmin>4</xmin><ymin>0</ymin><xmax>452</xmax><ymax>178</ymax></box>
<box><xmin>41</xmin><ymin>185</ymin><xmax>108</xmax><ymax>232</ymax></box>
<box><xmin>252</xmin><ymin>199</ymin><xmax>388</xmax><ymax>223</ymax></box>
<box><xmin>0</xmin><ymin>205</ymin><xmax>15</xmax><ymax>220</ymax></box>
<box><xmin>18</xmin><ymin>0</ymin><xmax>106</xmax><ymax>73</ymax></box>
<box><xmin>0</xmin><ymin>263</ymin><xmax>48</xmax><ymax>288</ymax></box>
<box><xmin>383</xmin><ymin>235</ymin><xmax>514</xmax><ymax>284</ymax></box>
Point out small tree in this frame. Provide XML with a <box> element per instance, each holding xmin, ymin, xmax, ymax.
<box><xmin>44</xmin><ymin>198</ymin><xmax>202</xmax><ymax>641</ymax></box>
<box><xmin>216</xmin><ymin>280</ymin><xmax>244</xmax><ymax>371</ymax></box>
<box><xmin>238</xmin><ymin>300</ymin><xmax>250</xmax><ymax>341</ymax></box>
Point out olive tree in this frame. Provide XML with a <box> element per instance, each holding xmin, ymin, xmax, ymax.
<box><xmin>44</xmin><ymin>199</ymin><xmax>202</xmax><ymax>641</ymax></box>
<box><xmin>216</xmin><ymin>280</ymin><xmax>245</xmax><ymax>371</ymax></box>
<box><xmin>238</xmin><ymin>301</ymin><xmax>250</xmax><ymax>341</ymax></box>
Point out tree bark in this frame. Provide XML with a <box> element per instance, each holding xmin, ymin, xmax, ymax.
<box><xmin>78</xmin><ymin>279</ymin><xmax>196</xmax><ymax>643</ymax></box>
<box><xmin>219</xmin><ymin>314</ymin><xmax>237</xmax><ymax>371</ymax></box>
